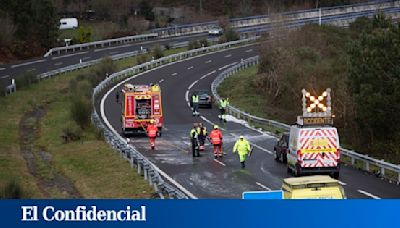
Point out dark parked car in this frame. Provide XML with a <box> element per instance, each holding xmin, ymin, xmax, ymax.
<box><xmin>274</xmin><ymin>133</ymin><xmax>289</xmax><ymax>163</ymax></box>
<box><xmin>189</xmin><ymin>90</ymin><xmax>213</xmax><ymax>108</ymax></box>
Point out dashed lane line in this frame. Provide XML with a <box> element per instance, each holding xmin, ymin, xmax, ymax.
<box><xmin>245</xmin><ymin>49</ymin><xmax>253</xmax><ymax>53</ymax></box>
<box><xmin>159</xmin><ymin>79</ymin><xmax>164</xmax><ymax>83</ymax></box>
<box><xmin>205</xmin><ymin>60</ymin><xmax>212</xmax><ymax>63</ymax></box>
<box><xmin>338</xmin><ymin>181</ymin><xmax>347</xmax><ymax>186</ymax></box>
<box><xmin>256</xmin><ymin>182</ymin><xmax>272</xmax><ymax>191</ymax></box>
<box><xmin>357</xmin><ymin>190</ymin><xmax>381</xmax><ymax>199</ymax></box>
<box><xmin>1</xmin><ymin>75</ymin><xmax>10</xmax><ymax>79</ymax></box>
<box><xmin>0</xmin><ymin>68</ymin><xmax>5</xmax><ymax>71</ymax></box>
<box><xmin>224</xmin><ymin>54</ymin><xmax>232</xmax><ymax>58</ymax></box>
<box><xmin>171</xmin><ymin>73</ymin><xmax>178</xmax><ymax>76</ymax></box>
<box><xmin>54</xmin><ymin>62</ymin><xmax>63</xmax><ymax>66</ymax></box>
<box><xmin>187</xmin><ymin>66</ymin><xmax>194</xmax><ymax>70</ymax></box>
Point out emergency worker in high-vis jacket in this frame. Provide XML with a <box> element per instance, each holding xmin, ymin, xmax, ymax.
<box><xmin>233</xmin><ymin>136</ymin><xmax>251</xmax><ymax>168</ymax></box>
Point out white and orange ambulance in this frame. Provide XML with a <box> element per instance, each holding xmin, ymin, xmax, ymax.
<box><xmin>286</xmin><ymin>88</ymin><xmax>340</xmax><ymax>179</ymax></box>
<box><xmin>121</xmin><ymin>84</ymin><xmax>163</xmax><ymax>136</ymax></box>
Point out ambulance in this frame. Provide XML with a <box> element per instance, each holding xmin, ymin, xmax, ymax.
<box><xmin>121</xmin><ymin>84</ymin><xmax>163</xmax><ymax>136</ymax></box>
<box><xmin>286</xmin><ymin>88</ymin><xmax>340</xmax><ymax>179</ymax></box>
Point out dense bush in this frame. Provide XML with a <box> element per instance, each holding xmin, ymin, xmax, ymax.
<box><xmin>61</xmin><ymin>122</ymin><xmax>83</xmax><ymax>143</ymax></box>
<box><xmin>152</xmin><ymin>45</ymin><xmax>164</xmax><ymax>59</ymax></box>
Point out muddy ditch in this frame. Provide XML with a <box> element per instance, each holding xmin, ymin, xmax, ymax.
<box><xmin>19</xmin><ymin>106</ymin><xmax>81</xmax><ymax>198</ymax></box>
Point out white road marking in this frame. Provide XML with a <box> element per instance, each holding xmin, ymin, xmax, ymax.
<box><xmin>245</xmin><ymin>49</ymin><xmax>253</xmax><ymax>53</ymax></box>
<box><xmin>256</xmin><ymin>182</ymin><xmax>271</xmax><ymax>191</ymax></box>
<box><xmin>101</xmin><ymin>65</ymin><xmax>198</xmax><ymax>199</ymax></box>
<box><xmin>188</xmin><ymin>80</ymin><xmax>198</xmax><ymax>90</ymax></box>
<box><xmin>159</xmin><ymin>79</ymin><xmax>164</xmax><ymax>83</ymax></box>
<box><xmin>51</xmin><ymin>51</ymin><xmax>88</xmax><ymax>60</ymax></box>
<box><xmin>230</xmin><ymin>133</ymin><xmax>273</xmax><ymax>155</ymax></box>
<box><xmin>200</xmin><ymin>70</ymin><xmax>216</xmax><ymax>79</ymax></box>
<box><xmin>11</xmin><ymin>59</ymin><xmax>45</xmax><ymax>68</ymax></box>
<box><xmin>213</xmin><ymin>159</ymin><xmax>226</xmax><ymax>166</ymax></box>
<box><xmin>0</xmin><ymin>68</ymin><xmax>5</xmax><ymax>71</ymax></box>
<box><xmin>185</xmin><ymin>90</ymin><xmax>189</xmax><ymax>102</ymax></box>
<box><xmin>54</xmin><ymin>62</ymin><xmax>63</xmax><ymax>66</ymax></box>
<box><xmin>94</xmin><ymin>44</ymin><xmax>130</xmax><ymax>52</ymax></box>
<box><xmin>187</xmin><ymin>66</ymin><xmax>194</xmax><ymax>70</ymax></box>
<box><xmin>224</xmin><ymin>54</ymin><xmax>232</xmax><ymax>58</ymax></box>
<box><xmin>171</xmin><ymin>73</ymin><xmax>177</xmax><ymax>76</ymax></box>
<box><xmin>357</xmin><ymin>190</ymin><xmax>380</xmax><ymax>199</ymax></box>
<box><xmin>27</xmin><ymin>68</ymin><xmax>36</xmax><ymax>72</ymax></box>
<box><xmin>1</xmin><ymin>75</ymin><xmax>10</xmax><ymax>79</ymax></box>
<box><xmin>205</xmin><ymin>60</ymin><xmax>212</xmax><ymax>63</ymax></box>
<box><xmin>218</xmin><ymin>62</ymin><xmax>238</xmax><ymax>71</ymax></box>
<box><xmin>100</xmin><ymin>44</ymin><xmax>254</xmax><ymax>199</ymax></box>
<box><xmin>338</xmin><ymin>181</ymin><xmax>347</xmax><ymax>186</ymax></box>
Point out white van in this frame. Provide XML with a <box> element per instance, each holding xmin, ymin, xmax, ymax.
<box><xmin>287</xmin><ymin>125</ymin><xmax>340</xmax><ymax>178</ymax></box>
<box><xmin>59</xmin><ymin>18</ymin><xmax>78</xmax><ymax>30</ymax></box>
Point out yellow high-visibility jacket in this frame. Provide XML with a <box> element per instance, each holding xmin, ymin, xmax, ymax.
<box><xmin>233</xmin><ymin>139</ymin><xmax>251</xmax><ymax>155</ymax></box>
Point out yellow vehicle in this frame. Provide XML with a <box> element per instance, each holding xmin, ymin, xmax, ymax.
<box><xmin>282</xmin><ymin>175</ymin><xmax>346</xmax><ymax>199</ymax></box>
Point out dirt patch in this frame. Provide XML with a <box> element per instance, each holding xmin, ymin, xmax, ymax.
<box><xmin>19</xmin><ymin>106</ymin><xmax>81</xmax><ymax>198</ymax></box>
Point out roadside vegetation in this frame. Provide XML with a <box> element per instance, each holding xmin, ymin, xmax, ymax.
<box><xmin>0</xmin><ymin>46</ymin><xmax>188</xmax><ymax>198</ymax></box>
<box><xmin>219</xmin><ymin>14</ymin><xmax>400</xmax><ymax>163</ymax></box>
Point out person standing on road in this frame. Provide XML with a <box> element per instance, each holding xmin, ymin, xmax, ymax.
<box><xmin>197</xmin><ymin>123</ymin><xmax>207</xmax><ymax>151</ymax></box>
<box><xmin>146</xmin><ymin>119</ymin><xmax>158</xmax><ymax>150</ymax></box>
<box><xmin>190</xmin><ymin>123</ymin><xmax>200</xmax><ymax>157</ymax></box>
<box><xmin>219</xmin><ymin>98</ymin><xmax>229</xmax><ymax>122</ymax></box>
<box><xmin>209</xmin><ymin>125</ymin><xmax>223</xmax><ymax>159</ymax></box>
<box><xmin>192</xmin><ymin>93</ymin><xmax>199</xmax><ymax>116</ymax></box>
<box><xmin>233</xmin><ymin>136</ymin><xmax>251</xmax><ymax>168</ymax></box>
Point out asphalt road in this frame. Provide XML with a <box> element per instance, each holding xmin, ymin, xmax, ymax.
<box><xmin>100</xmin><ymin>45</ymin><xmax>400</xmax><ymax>199</ymax></box>
<box><xmin>0</xmin><ymin>33</ymin><xmax>209</xmax><ymax>89</ymax></box>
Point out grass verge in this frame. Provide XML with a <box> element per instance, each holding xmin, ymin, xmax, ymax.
<box><xmin>0</xmin><ymin>47</ymin><xmax>188</xmax><ymax>198</ymax></box>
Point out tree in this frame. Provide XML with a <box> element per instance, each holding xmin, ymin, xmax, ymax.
<box><xmin>347</xmin><ymin>15</ymin><xmax>400</xmax><ymax>147</ymax></box>
<box><xmin>139</xmin><ymin>0</ymin><xmax>154</xmax><ymax>21</ymax></box>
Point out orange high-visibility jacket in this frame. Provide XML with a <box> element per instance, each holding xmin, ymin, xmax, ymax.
<box><xmin>209</xmin><ymin>129</ymin><xmax>222</xmax><ymax>145</ymax></box>
<box><xmin>147</xmin><ymin>124</ymin><xmax>158</xmax><ymax>137</ymax></box>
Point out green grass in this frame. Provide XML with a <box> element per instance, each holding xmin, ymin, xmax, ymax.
<box><xmin>218</xmin><ymin>65</ymin><xmax>269</xmax><ymax>119</ymax></box>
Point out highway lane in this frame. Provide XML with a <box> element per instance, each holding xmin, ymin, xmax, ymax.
<box><xmin>0</xmin><ymin>33</ymin><xmax>209</xmax><ymax>89</ymax></box>
<box><xmin>100</xmin><ymin>45</ymin><xmax>400</xmax><ymax>198</ymax></box>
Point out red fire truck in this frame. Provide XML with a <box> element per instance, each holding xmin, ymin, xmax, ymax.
<box><xmin>121</xmin><ymin>84</ymin><xmax>163</xmax><ymax>136</ymax></box>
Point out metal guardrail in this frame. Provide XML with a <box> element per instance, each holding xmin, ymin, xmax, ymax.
<box><xmin>91</xmin><ymin>38</ymin><xmax>259</xmax><ymax>199</ymax></box>
<box><xmin>38</xmin><ymin>50</ymin><xmax>145</xmax><ymax>80</ymax></box>
<box><xmin>44</xmin><ymin>1</ymin><xmax>399</xmax><ymax>57</ymax></box>
<box><xmin>211</xmin><ymin>56</ymin><xmax>400</xmax><ymax>184</ymax></box>
<box><xmin>44</xmin><ymin>33</ymin><xmax>158</xmax><ymax>57</ymax></box>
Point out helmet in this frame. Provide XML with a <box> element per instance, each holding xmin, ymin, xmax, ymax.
<box><xmin>150</xmin><ymin>119</ymin><xmax>155</xmax><ymax>124</ymax></box>
<box><xmin>193</xmin><ymin>123</ymin><xmax>198</xmax><ymax>128</ymax></box>
<box><xmin>214</xmin><ymin>125</ymin><xmax>219</xmax><ymax>129</ymax></box>
<box><xmin>239</xmin><ymin>135</ymin><xmax>244</xmax><ymax>139</ymax></box>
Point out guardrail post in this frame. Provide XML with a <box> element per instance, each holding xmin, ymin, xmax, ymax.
<box><xmin>380</xmin><ymin>166</ymin><xmax>385</xmax><ymax>176</ymax></box>
<box><xmin>351</xmin><ymin>157</ymin><xmax>355</xmax><ymax>166</ymax></box>
<box><xmin>137</xmin><ymin>162</ymin><xmax>142</xmax><ymax>175</ymax></box>
<box><xmin>144</xmin><ymin>168</ymin><xmax>148</xmax><ymax>180</ymax></box>
<box><xmin>398</xmin><ymin>173</ymin><xmax>400</xmax><ymax>184</ymax></box>
<box><xmin>365</xmin><ymin>162</ymin><xmax>370</xmax><ymax>172</ymax></box>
